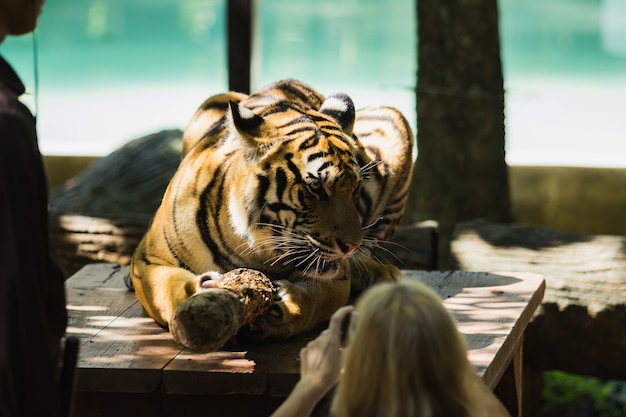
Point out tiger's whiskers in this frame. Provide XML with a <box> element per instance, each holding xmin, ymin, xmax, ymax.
<box><xmin>248</xmin><ymin>222</ymin><xmax>318</xmax><ymax>269</ymax></box>
<box><xmin>359</xmin><ymin>160</ymin><xmax>383</xmax><ymax>179</ymax></box>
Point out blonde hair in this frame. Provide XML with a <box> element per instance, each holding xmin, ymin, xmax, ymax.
<box><xmin>331</xmin><ymin>280</ymin><xmax>480</xmax><ymax>417</ymax></box>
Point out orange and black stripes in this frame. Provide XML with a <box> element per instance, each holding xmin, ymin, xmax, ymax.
<box><xmin>133</xmin><ymin>78</ymin><xmax>413</xmax><ymax>285</ymax></box>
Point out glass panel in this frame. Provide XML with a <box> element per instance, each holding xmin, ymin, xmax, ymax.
<box><xmin>1</xmin><ymin>0</ymin><xmax>227</xmax><ymax>155</ymax></box>
<box><xmin>500</xmin><ymin>0</ymin><xmax>626</xmax><ymax>167</ymax></box>
<box><xmin>254</xmin><ymin>0</ymin><xmax>416</xmax><ymax>137</ymax></box>
<box><xmin>5</xmin><ymin>0</ymin><xmax>622</xmax><ymax>167</ymax></box>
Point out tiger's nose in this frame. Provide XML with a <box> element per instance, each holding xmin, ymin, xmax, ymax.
<box><xmin>338</xmin><ymin>239</ymin><xmax>361</xmax><ymax>256</ymax></box>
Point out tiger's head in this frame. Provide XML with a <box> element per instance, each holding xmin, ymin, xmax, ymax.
<box><xmin>226</xmin><ymin>93</ymin><xmax>365</xmax><ymax>280</ymax></box>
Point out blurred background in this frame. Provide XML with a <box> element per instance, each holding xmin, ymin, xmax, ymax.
<box><xmin>1</xmin><ymin>0</ymin><xmax>625</xmax><ymax>167</ymax></box>
<box><xmin>3</xmin><ymin>2</ymin><xmax>626</xmax><ymax>415</ymax></box>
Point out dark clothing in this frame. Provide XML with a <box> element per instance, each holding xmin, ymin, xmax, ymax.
<box><xmin>0</xmin><ymin>55</ymin><xmax>67</xmax><ymax>417</ymax></box>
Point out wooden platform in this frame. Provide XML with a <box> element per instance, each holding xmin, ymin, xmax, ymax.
<box><xmin>450</xmin><ymin>219</ymin><xmax>626</xmax><ymax>416</ymax></box>
<box><xmin>66</xmin><ymin>263</ymin><xmax>545</xmax><ymax>417</ymax></box>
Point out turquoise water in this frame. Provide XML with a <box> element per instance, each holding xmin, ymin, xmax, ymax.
<box><xmin>1</xmin><ymin>0</ymin><xmax>625</xmax><ymax>166</ymax></box>
<box><xmin>499</xmin><ymin>0</ymin><xmax>626</xmax><ymax>167</ymax></box>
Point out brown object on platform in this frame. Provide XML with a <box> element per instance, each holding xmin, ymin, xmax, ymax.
<box><xmin>216</xmin><ymin>268</ymin><xmax>277</xmax><ymax>326</ymax></box>
<box><xmin>171</xmin><ymin>269</ymin><xmax>277</xmax><ymax>352</ymax></box>
<box><xmin>171</xmin><ymin>289</ymin><xmax>244</xmax><ymax>353</ymax></box>
<box><xmin>66</xmin><ymin>263</ymin><xmax>544</xmax><ymax>417</ymax></box>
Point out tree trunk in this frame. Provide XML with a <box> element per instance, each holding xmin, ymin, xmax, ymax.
<box><xmin>407</xmin><ymin>0</ymin><xmax>511</xmax><ymax>266</ymax></box>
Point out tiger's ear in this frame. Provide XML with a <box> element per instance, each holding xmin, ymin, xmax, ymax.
<box><xmin>229</xmin><ymin>101</ymin><xmax>276</xmax><ymax>159</ymax></box>
<box><xmin>319</xmin><ymin>93</ymin><xmax>355</xmax><ymax>135</ymax></box>
<box><xmin>229</xmin><ymin>101</ymin><xmax>267</xmax><ymax>139</ymax></box>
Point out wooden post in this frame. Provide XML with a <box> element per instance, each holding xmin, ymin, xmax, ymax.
<box><xmin>227</xmin><ymin>0</ymin><xmax>253</xmax><ymax>93</ymax></box>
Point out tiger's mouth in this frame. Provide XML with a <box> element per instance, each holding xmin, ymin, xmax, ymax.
<box><xmin>290</xmin><ymin>244</ymin><xmax>354</xmax><ymax>279</ymax></box>
<box><xmin>297</xmin><ymin>256</ymin><xmax>342</xmax><ymax>280</ymax></box>
<box><xmin>258</xmin><ymin>225</ymin><xmax>354</xmax><ymax>279</ymax></box>
<box><xmin>264</xmin><ymin>245</ymin><xmax>345</xmax><ymax>279</ymax></box>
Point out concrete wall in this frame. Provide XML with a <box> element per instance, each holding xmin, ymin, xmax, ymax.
<box><xmin>44</xmin><ymin>155</ymin><xmax>99</xmax><ymax>192</ymax></box>
<box><xmin>44</xmin><ymin>156</ymin><xmax>626</xmax><ymax>237</ymax></box>
<box><xmin>510</xmin><ymin>166</ymin><xmax>626</xmax><ymax>236</ymax></box>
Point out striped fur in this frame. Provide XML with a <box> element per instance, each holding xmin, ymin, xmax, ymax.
<box><xmin>130</xmin><ymin>80</ymin><xmax>413</xmax><ymax>349</ymax></box>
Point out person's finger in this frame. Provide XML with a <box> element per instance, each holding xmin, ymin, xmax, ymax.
<box><xmin>299</xmin><ymin>346</ymin><xmax>308</xmax><ymax>374</ymax></box>
<box><xmin>327</xmin><ymin>305</ymin><xmax>354</xmax><ymax>344</ymax></box>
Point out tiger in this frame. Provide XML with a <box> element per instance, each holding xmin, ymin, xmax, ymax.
<box><xmin>129</xmin><ymin>79</ymin><xmax>414</xmax><ymax>350</ymax></box>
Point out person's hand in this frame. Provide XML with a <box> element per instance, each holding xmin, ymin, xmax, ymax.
<box><xmin>269</xmin><ymin>305</ymin><xmax>354</xmax><ymax>417</ymax></box>
<box><xmin>299</xmin><ymin>305</ymin><xmax>354</xmax><ymax>392</ymax></box>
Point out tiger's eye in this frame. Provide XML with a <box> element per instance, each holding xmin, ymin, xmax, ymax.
<box><xmin>306</xmin><ymin>177</ymin><xmax>328</xmax><ymax>200</ymax></box>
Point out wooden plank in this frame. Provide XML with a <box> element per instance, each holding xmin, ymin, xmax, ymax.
<box><xmin>450</xmin><ymin>219</ymin><xmax>626</xmax><ymax>388</ymax></box>
<box><xmin>162</xmin><ymin>394</ymin><xmax>284</xmax><ymax>417</ymax></box>
<box><xmin>450</xmin><ymin>219</ymin><xmax>626</xmax><ymax>313</ymax></box>
<box><xmin>66</xmin><ymin>264</ymin><xmax>137</xmax><ymax>346</ymax></box>
<box><xmin>66</xmin><ymin>264</ymin><xmax>183</xmax><ymax>393</ymax></box>
<box><xmin>266</xmin><ymin>331</ymin><xmax>318</xmax><ymax>397</ymax></box>
<box><xmin>402</xmin><ymin>270</ymin><xmax>545</xmax><ymax>389</ymax></box>
<box><xmin>514</xmin><ymin>341</ymin><xmax>523</xmax><ymax>417</ymax></box>
<box><xmin>66</xmin><ymin>264</ymin><xmax>544</xmax><ymax>402</ymax></box>
<box><xmin>163</xmin><ymin>348</ymin><xmax>267</xmax><ymax>396</ymax></box>
<box><xmin>73</xmin><ymin>391</ymin><xmax>167</xmax><ymax>417</ymax></box>
<box><xmin>493</xmin><ymin>345</ymin><xmax>522</xmax><ymax>417</ymax></box>
<box><xmin>163</xmin><ymin>335</ymin><xmax>303</xmax><ymax>396</ymax></box>
<box><xmin>239</xmin><ymin>270</ymin><xmax>545</xmax><ymax>398</ymax></box>
<box><xmin>75</xmin><ymin>300</ymin><xmax>183</xmax><ymax>393</ymax></box>
<box><xmin>66</xmin><ymin>263</ymin><xmax>127</xmax><ymax>290</ymax></box>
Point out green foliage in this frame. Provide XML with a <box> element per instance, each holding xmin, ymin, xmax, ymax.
<box><xmin>542</xmin><ymin>371</ymin><xmax>626</xmax><ymax>417</ymax></box>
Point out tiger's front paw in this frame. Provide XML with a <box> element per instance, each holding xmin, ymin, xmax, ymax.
<box><xmin>172</xmin><ymin>268</ymin><xmax>277</xmax><ymax>351</ymax></box>
<box><xmin>237</xmin><ymin>280</ymin><xmax>303</xmax><ymax>342</ymax></box>
<box><xmin>170</xmin><ymin>289</ymin><xmax>243</xmax><ymax>352</ymax></box>
<box><xmin>350</xmin><ymin>259</ymin><xmax>401</xmax><ymax>293</ymax></box>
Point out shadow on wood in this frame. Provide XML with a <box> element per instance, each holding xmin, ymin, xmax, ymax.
<box><xmin>448</xmin><ymin>219</ymin><xmax>626</xmax><ymax>416</ymax></box>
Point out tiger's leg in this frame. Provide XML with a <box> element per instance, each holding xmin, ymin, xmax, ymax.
<box><xmin>350</xmin><ymin>258</ymin><xmax>403</xmax><ymax>290</ymax></box>
<box><xmin>132</xmin><ymin>243</ymin><xmax>350</xmax><ymax>344</ymax></box>
<box><xmin>240</xmin><ymin>269</ymin><xmax>352</xmax><ymax>341</ymax></box>
<box><xmin>130</xmin><ymin>259</ymin><xmax>206</xmax><ymax>329</ymax></box>
<box><xmin>131</xmin><ymin>258</ymin><xmax>250</xmax><ymax>352</ymax></box>
<box><xmin>350</xmin><ymin>106</ymin><xmax>414</xmax><ymax>291</ymax></box>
